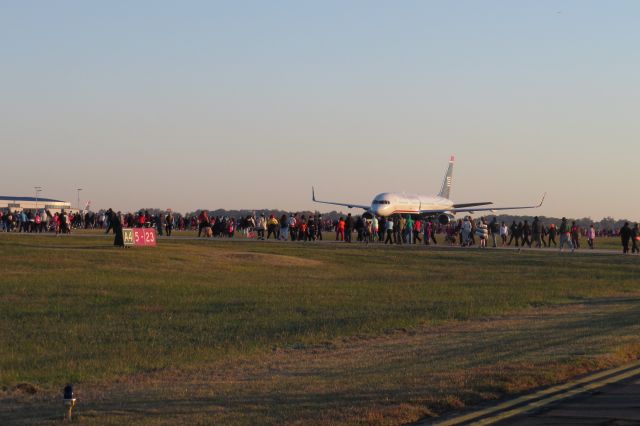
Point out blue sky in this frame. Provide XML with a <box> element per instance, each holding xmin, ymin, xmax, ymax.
<box><xmin>1</xmin><ymin>1</ymin><xmax>639</xmax><ymax>218</ymax></box>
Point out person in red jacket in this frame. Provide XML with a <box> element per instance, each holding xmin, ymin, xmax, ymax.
<box><xmin>137</xmin><ymin>212</ymin><xmax>145</xmax><ymax>228</ymax></box>
<box><xmin>336</xmin><ymin>217</ymin><xmax>345</xmax><ymax>241</ymax></box>
<box><xmin>413</xmin><ymin>219</ymin><xmax>422</xmax><ymax>244</ymax></box>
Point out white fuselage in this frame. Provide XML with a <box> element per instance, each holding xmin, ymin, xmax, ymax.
<box><xmin>370</xmin><ymin>192</ymin><xmax>454</xmax><ymax>217</ymax></box>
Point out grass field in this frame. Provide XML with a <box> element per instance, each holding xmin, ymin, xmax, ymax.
<box><xmin>1</xmin><ymin>233</ymin><xmax>639</xmax><ymax>424</ymax></box>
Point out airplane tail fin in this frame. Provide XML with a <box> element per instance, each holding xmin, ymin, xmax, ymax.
<box><xmin>438</xmin><ymin>155</ymin><xmax>455</xmax><ymax>199</ymax></box>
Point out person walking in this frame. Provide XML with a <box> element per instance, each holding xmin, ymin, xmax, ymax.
<box><xmin>489</xmin><ymin>217</ymin><xmax>499</xmax><ymax>248</ymax></box>
<box><xmin>288</xmin><ymin>214</ymin><xmax>298</xmax><ymax>241</ymax></box>
<box><xmin>336</xmin><ymin>217</ymin><xmax>345</xmax><ymax>241</ymax></box>
<box><xmin>540</xmin><ymin>222</ymin><xmax>548</xmax><ymax>247</ymax></box>
<box><xmin>500</xmin><ymin>221</ymin><xmax>509</xmax><ymax>246</ymax></box>
<box><xmin>256</xmin><ymin>214</ymin><xmax>267</xmax><ymax>240</ymax></box>
<box><xmin>405</xmin><ymin>215</ymin><xmax>414</xmax><ymax>244</ymax></box>
<box><xmin>396</xmin><ymin>215</ymin><xmax>405</xmax><ymax>244</ymax></box>
<box><xmin>507</xmin><ymin>221</ymin><xmax>518</xmax><ymax>246</ymax></box>
<box><xmin>558</xmin><ymin>217</ymin><xmax>574</xmax><ymax>252</ymax></box>
<box><xmin>363</xmin><ymin>218</ymin><xmax>372</xmax><ymax>244</ymax></box>
<box><xmin>378</xmin><ymin>216</ymin><xmax>386</xmax><ymax>242</ymax></box>
<box><xmin>316</xmin><ymin>214</ymin><xmax>324</xmax><ymax>241</ymax></box>
<box><xmin>531</xmin><ymin>217</ymin><xmax>543</xmax><ymax>248</ymax></box>
<box><xmin>165</xmin><ymin>211</ymin><xmax>174</xmax><ymax>237</ymax></box>
<box><xmin>345</xmin><ymin>213</ymin><xmax>353</xmax><ymax>243</ymax></box>
<box><xmin>298</xmin><ymin>216</ymin><xmax>307</xmax><ymax>241</ymax></box>
<box><xmin>413</xmin><ymin>218</ymin><xmax>422</xmax><ymax>244</ymax></box>
<box><xmin>266</xmin><ymin>214</ymin><xmax>279</xmax><ymax>239</ymax></box>
<box><xmin>631</xmin><ymin>223</ymin><xmax>639</xmax><ymax>254</ymax></box>
<box><xmin>587</xmin><ymin>224</ymin><xmax>596</xmax><ymax>249</ymax></box>
<box><xmin>477</xmin><ymin>218</ymin><xmax>489</xmax><ymax>248</ymax></box>
<box><xmin>355</xmin><ymin>216</ymin><xmax>365</xmax><ymax>242</ymax></box>
<box><xmin>279</xmin><ymin>214</ymin><xmax>289</xmax><ymax>240</ymax></box>
<box><xmin>547</xmin><ymin>223</ymin><xmax>558</xmax><ymax>247</ymax></box>
<box><xmin>461</xmin><ymin>217</ymin><xmax>472</xmax><ymax>247</ymax></box>
<box><xmin>570</xmin><ymin>221</ymin><xmax>580</xmax><ymax>249</ymax></box>
<box><xmin>308</xmin><ymin>216</ymin><xmax>319</xmax><ymax>241</ymax></box>
<box><xmin>59</xmin><ymin>209</ymin><xmax>70</xmax><ymax>234</ymax></box>
<box><xmin>424</xmin><ymin>220</ymin><xmax>433</xmax><ymax>245</ymax></box>
<box><xmin>384</xmin><ymin>216</ymin><xmax>394</xmax><ymax>244</ymax></box>
<box><xmin>620</xmin><ymin>222</ymin><xmax>632</xmax><ymax>254</ymax></box>
<box><xmin>197</xmin><ymin>211</ymin><xmax>210</xmax><ymax>237</ymax></box>
<box><xmin>109</xmin><ymin>210</ymin><xmax>124</xmax><ymax>247</ymax></box>
<box><xmin>469</xmin><ymin>218</ymin><xmax>477</xmax><ymax>246</ymax></box>
<box><xmin>371</xmin><ymin>216</ymin><xmax>379</xmax><ymax>242</ymax></box>
<box><xmin>521</xmin><ymin>220</ymin><xmax>532</xmax><ymax>248</ymax></box>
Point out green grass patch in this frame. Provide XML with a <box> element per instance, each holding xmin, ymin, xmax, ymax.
<box><xmin>1</xmin><ymin>235</ymin><xmax>638</xmax><ymax>386</ymax></box>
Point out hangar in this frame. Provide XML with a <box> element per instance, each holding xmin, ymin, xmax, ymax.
<box><xmin>0</xmin><ymin>196</ymin><xmax>73</xmax><ymax>214</ymax></box>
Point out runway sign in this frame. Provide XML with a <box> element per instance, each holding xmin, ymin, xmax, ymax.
<box><xmin>123</xmin><ymin>229</ymin><xmax>134</xmax><ymax>246</ymax></box>
<box><xmin>123</xmin><ymin>228</ymin><xmax>157</xmax><ymax>247</ymax></box>
<box><xmin>143</xmin><ymin>228</ymin><xmax>157</xmax><ymax>246</ymax></box>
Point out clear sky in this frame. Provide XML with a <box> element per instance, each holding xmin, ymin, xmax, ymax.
<box><xmin>2</xmin><ymin>1</ymin><xmax>639</xmax><ymax>219</ymax></box>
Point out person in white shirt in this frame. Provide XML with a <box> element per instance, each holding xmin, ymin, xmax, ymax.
<box><xmin>371</xmin><ymin>216</ymin><xmax>379</xmax><ymax>242</ymax></box>
<box><xmin>500</xmin><ymin>221</ymin><xmax>509</xmax><ymax>246</ymax></box>
<box><xmin>256</xmin><ymin>214</ymin><xmax>267</xmax><ymax>240</ymax></box>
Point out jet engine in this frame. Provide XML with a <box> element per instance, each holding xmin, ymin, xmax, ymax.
<box><xmin>362</xmin><ymin>211</ymin><xmax>374</xmax><ymax>219</ymax></box>
<box><xmin>437</xmin><ymin>213</ymin><xmax>455</xmax><ymax>225</ymax></box>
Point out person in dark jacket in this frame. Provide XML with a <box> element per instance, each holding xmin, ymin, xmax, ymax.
<box><xmin>531</xmin><ymin>217</ymin><xmax>543</xmax><ymax>248</ymax></box>
<box><xmin>344</xmin><ymin>213</ymin><xmax>353</xmax><ymax>243</ymax></box>
<box><xmin>631</xmin><ymin>223</ymin><xmax>639</xmax><ymax>254</ymax></box>
<box><xmin>620</xmin><ymin>222</ymin><xmax>631</xmax><ymax>254</ymax></box>
<box><xmin>570</xmin><ymin>221</ymin><xmax>580</xmax><ymax>249</ymax></box>
<box><xmin>521</xmin><ymin>220</ymin><xmax>532</xmax><ymax>248</ymax></box>
<box><xmin>165</xmin><ymin>212</ymin><xmax>174</xmax><ymax>237</ymax></box>
<box><xmin>489</xmin><ymin>217</ymin><xmax>499</xmax><ymax>247</ymax></box>
<box><xmin>105</xmin><ymin>208</ymin><xmax>115</xmax><ymax>234</ymax></box>
<box><xmin>507</xmin><ymin>221</ymin><xmax>518</xmax><ymax>246</ymax></box>
<box><xmin>558</xmin><ymin>217</ymin><xmax>574</xmax><ymax>252</ymax></box>
<box><xmin>547</xmin><ymin>223</ymin><xmax>558</xmax><ymax>246</ymax></box>
<box><xmin>111</xmin><ymin>210</ymin><xmax>124</xmax><ymax>247</ymax></box>
<box><xmin>355</xmin><ymin>216</ymin><xmax>365</xmax><ymax>242</ymax></box>
<box><xmin>515</xmin><ymin>222</ymin><xmax>524</xmax><ymax>247</ymax></box>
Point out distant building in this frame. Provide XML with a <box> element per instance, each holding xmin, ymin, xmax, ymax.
<box><xmin>0</xmin><ymin>196</ymin><xmax>73</xmax><ymax>214</ymax></box>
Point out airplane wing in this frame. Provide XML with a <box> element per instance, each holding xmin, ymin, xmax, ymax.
<box><xmin>312</xmin><ymin>187</ymin><xmax>370</xmax><ymax>210</ymax></box>
<box><xmin>419</xmin><ymin>193</ymin><xmax>546</xmax><ymax>215</ymax></box>
<box><xmin>451</xmin><ymin>202</ymin><xmax>493</xmax><ymax>209</ymax></box>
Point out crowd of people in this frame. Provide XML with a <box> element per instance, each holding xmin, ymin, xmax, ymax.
<box><xmin>2</xmin><ymin>208</ymin><xmax>639</xmax><ymax>254</ymax></box>
<box><xmin>0</xmin><ymin>209</ymin><xmax>75</xmax><ymax>235</ymax></box>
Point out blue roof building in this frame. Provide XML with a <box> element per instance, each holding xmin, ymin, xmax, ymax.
<box><xmin>0</xmin><ymin>195</ymin><xmax>73</xmax><ymax>212</ymax></box>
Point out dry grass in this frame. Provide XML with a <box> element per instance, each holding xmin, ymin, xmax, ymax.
<box><xmin>3</xmin><ymin>297</ymin><xmax>640</xmax><ymax>425</ymax></box>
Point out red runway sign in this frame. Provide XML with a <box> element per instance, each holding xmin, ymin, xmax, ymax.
<box><xmin>123</xmin><ymin>228</ymin><xmax>157</xmax><ymax>247</ymax></box>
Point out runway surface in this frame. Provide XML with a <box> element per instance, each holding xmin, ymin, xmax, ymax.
<box><xmin>495</xmin><ymin>374</ymin><xmax>640</xmax><ymax>425</ymax></box>
<box><xmin>428</xmin><ymin>361</ymin><xmax>640</xmax><ymax>425</ymax></box>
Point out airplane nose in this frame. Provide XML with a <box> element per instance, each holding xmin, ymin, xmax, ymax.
<box><xmin>372</xmin><ymin>205</ymin><xmax>388</xmax><ymax>217</ymax></box>
<box><xmin>372</xmin><ymin>205</ymin><xmax>384</xmax><ymax>216</ymax></box>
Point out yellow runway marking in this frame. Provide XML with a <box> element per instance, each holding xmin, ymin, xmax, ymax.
<box><xmin>435</xmin><ymin>360</ymin><xmax>640</xmax><ymax>426</ymax></box>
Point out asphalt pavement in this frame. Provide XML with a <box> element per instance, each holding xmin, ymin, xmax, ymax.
<box><xmin>495</xmin><ymin>374</ymin><xmax>640</xmax><ymax>425</ymax></box>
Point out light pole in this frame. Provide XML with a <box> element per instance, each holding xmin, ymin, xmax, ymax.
<box><xmin>34</xmin><ymin>186</ymin><xmax>42</xmax><ymax>211</ymax></box>
<box><xmin>76</xmin><ymin>188</ymin><xmax>82</xmax><ymax>212</ymax></box>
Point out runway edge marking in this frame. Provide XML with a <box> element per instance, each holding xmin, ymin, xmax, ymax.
<box><xmin>433</xmin><ymin>359</ymin><xmax>640</xmax><ymax>426</ymax></box>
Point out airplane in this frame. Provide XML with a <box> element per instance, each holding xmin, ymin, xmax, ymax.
<box><xmin>312</xmin><ymin>156</ymin><xmax>545</xmax><ymax>224</ymax></box>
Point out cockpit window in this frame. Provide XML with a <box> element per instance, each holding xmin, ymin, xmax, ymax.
<box><xmin>373</xmin><ymin>200</ymin><xmax>390</xmax><ymax>205</ymax></box>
